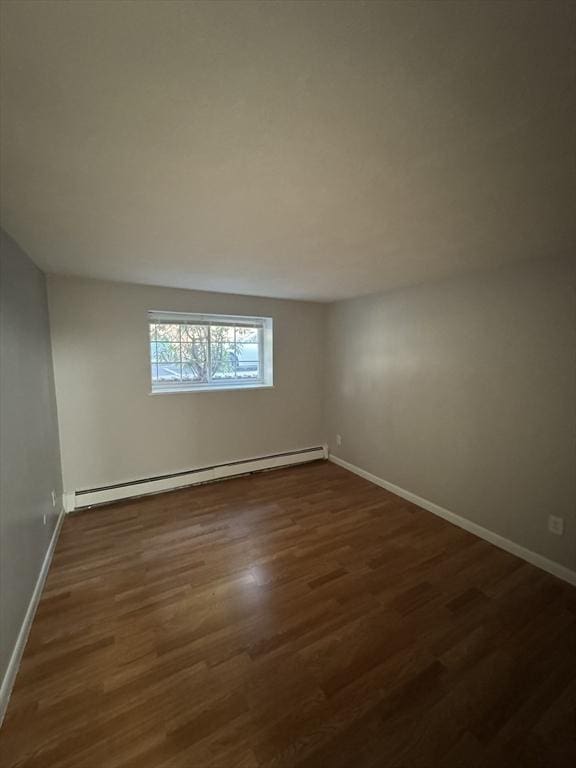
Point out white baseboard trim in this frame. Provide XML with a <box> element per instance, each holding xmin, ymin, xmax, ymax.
<box><xmin>0</xmin><ymin>508</ymin><xmax>65</xmax><ymax>725</ymax></box>
<box><xmin>71</xmin><ymin>446</ymin><xmax>326</xmax><ymax>511</ymax></box>
<box><xmin>329</xmin><ymin>454</ymin><xmax>576</xmax><ymax>587</ymax></box>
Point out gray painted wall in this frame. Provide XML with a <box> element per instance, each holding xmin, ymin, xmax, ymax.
<box><xmin>0</xmin><ymin>229</ymin><xmax>63</xmax><ymax>687</ymax></box>
<box><xmin>325</xmin><ymin>258</ymin><xmax>576</xmax><ymax>570</ymax></box>
<box><xmin>47</xmin><ymin>275</ymin><xmax>325</xmax><ymax>493</ymax></box>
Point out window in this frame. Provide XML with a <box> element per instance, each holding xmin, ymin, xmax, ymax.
<box><xmin>148</xmin><ymin>311</ymin><xmax>273</xmax><ymax>393</ymax></box>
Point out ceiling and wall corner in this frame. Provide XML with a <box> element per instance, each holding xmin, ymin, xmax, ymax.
<box><xmin>1</xmin><ymin>0</ymin><xmax>574</xmax><ymax>302</ymax></box>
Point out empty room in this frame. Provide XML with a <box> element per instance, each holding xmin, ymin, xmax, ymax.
<box><xmin>0</xmin><ymin>1</ymin><xmax>575</xmax><ymax>766</ymax></box>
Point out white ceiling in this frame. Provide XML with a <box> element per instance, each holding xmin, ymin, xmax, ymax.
<box><xmin>1</xmin><ymin>0</ymin><xmax>574</xmax><ymax>302</ymax></box>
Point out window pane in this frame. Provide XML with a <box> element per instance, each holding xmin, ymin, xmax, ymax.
<box><xmin>156</xmin><ymin>323</ymin><xmax>181</xmax><ymax>342</ymax></box>
<box><xmin>156</xmin><ymin>341</ymin><xmax>180</xmax><ymax>363</ymax></box>
<box><xmin>235</xmin><ymin>326</ymin><xmax>259</xmax><ymax>343</ymax></box>
<box><xmin>151</xmin><ymin>362</ymin><xmax>158</xmax><ymax>381</ymax></box>
<box><xmin>149</xmin><ymin>323</ymin><xmax>157</xmax><ymax>341</ymax></box>
<box><xmin>157</xmin><ymin>363</ymin><xmax>181</xmax><ymax>381</ymax></box>
<box><xmin>212</xmin><ymin>370</ymin><xmax>237</xmax><ymax>380</ymax></box>
<box><xmin>235</xmin><ymin>344</ymin><xmax>260</xmax><ymax>380</ymax></box>
<box><xmin>210</xmin><ymin>325</ymin><xmax>235</xmax><ymax>343</ymax></box>
<box><xmin>182</xmin><ymin>362</ymin><xmax>207</xmax><ymax>382</ymax></box>
<box><xmin>181</xmin><ymin>324</ymin><xmax>208</xmax><ymax>343</ymax></box>
<box><xmin>211</xmin><ymin>343</ymin><xmax>236</xmax><ymax>378</ymax></box>
<box><xmin>235</xmin><ymin>343</ymin><xmax>259</xmax><ymax>362</ymax></box>
<box><xmin>150</xmin><ymin>341</ymin><xmax>158</xmax><ymax>362</ymax></box>
<box><xmin>181</xmin><ymin>342</ymin><xmax>208</xmax><ymax>362</ymax></box>
<box><xmin>236</xmin><ymin>368</ymin><xmax>260</xmax><ymax>380</ymax></box>
<box><xmin>181</xmin><ymin>343</ymin><xmax>208</xmax><ymax>380</ymax></box>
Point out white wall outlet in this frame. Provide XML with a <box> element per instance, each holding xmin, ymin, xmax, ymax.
<box><xmin>548</xmin><ymin>515</ymin><xmax>564</xmax><ymax>536</ymax></box>
<box><xmin>336</xmin><ymin>434</ymin><xmax>342</xmax><ymax>447</ymax></box>
<box><xmin>43</xmin><ymin>511</ymin><xmax>47</xmax><ymax>525</ymax></box>
<box><xmin>51</xmin><ymin>490</ymin><xmax>56</xmax><ymax>507</ymax></box>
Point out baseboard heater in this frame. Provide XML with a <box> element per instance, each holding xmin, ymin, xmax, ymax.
<box><xmin>70</xmin><ymin>445</ymin><xmax>327</xmax><ymax>511</ymax></box>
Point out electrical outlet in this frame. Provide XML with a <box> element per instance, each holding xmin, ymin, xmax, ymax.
<box><xmin>548</xmin><ymin>515</ymin><xmax>564</xmax><ymax>536</ymax></box>
<box><xmin>43</xmin><ymin>511</ymin><xmax>47</xmax><ymax>525</ymax></box>
<box><xmin>51</xmin><ymin>490</ymin><xmax>56</xmax><ymax>507</ymax></box>
<box><xmin>336</xmin><ymin>434</ymin><xmax>342</xmax><ymax>447</ymax></box>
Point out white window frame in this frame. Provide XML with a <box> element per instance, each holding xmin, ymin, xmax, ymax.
<box><xmin>148</xmin><ymin>310</ymin><xmax>273</xmax><ymax>394</ymax></box>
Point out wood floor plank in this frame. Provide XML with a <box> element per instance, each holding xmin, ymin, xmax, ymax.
<box><xmin>1</xmin><ymin>460</ymin><xmax>574</xmax><ymax>767</ymax></box>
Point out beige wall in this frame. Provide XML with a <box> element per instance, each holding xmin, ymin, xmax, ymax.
<box><xmin>325</xmin><ymin>258</ymin><xmax>576</xmax><ymax>570</ymax></box>
<box><xmin>47</xmin><ymin>276</ymin><xmax>325</xmax><ymax>493</ymax></box>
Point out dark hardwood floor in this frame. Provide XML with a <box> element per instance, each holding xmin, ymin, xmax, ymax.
<box><xmin>1</xmin><ymin>460</ymin><xmax>575</xmax><ymax>767</ymax></box>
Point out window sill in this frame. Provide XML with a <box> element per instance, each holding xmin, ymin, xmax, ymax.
<box><xmin>149</xmin><ymin>383</ymin><xmax>274</xmax><ymax>395</ymax></box>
